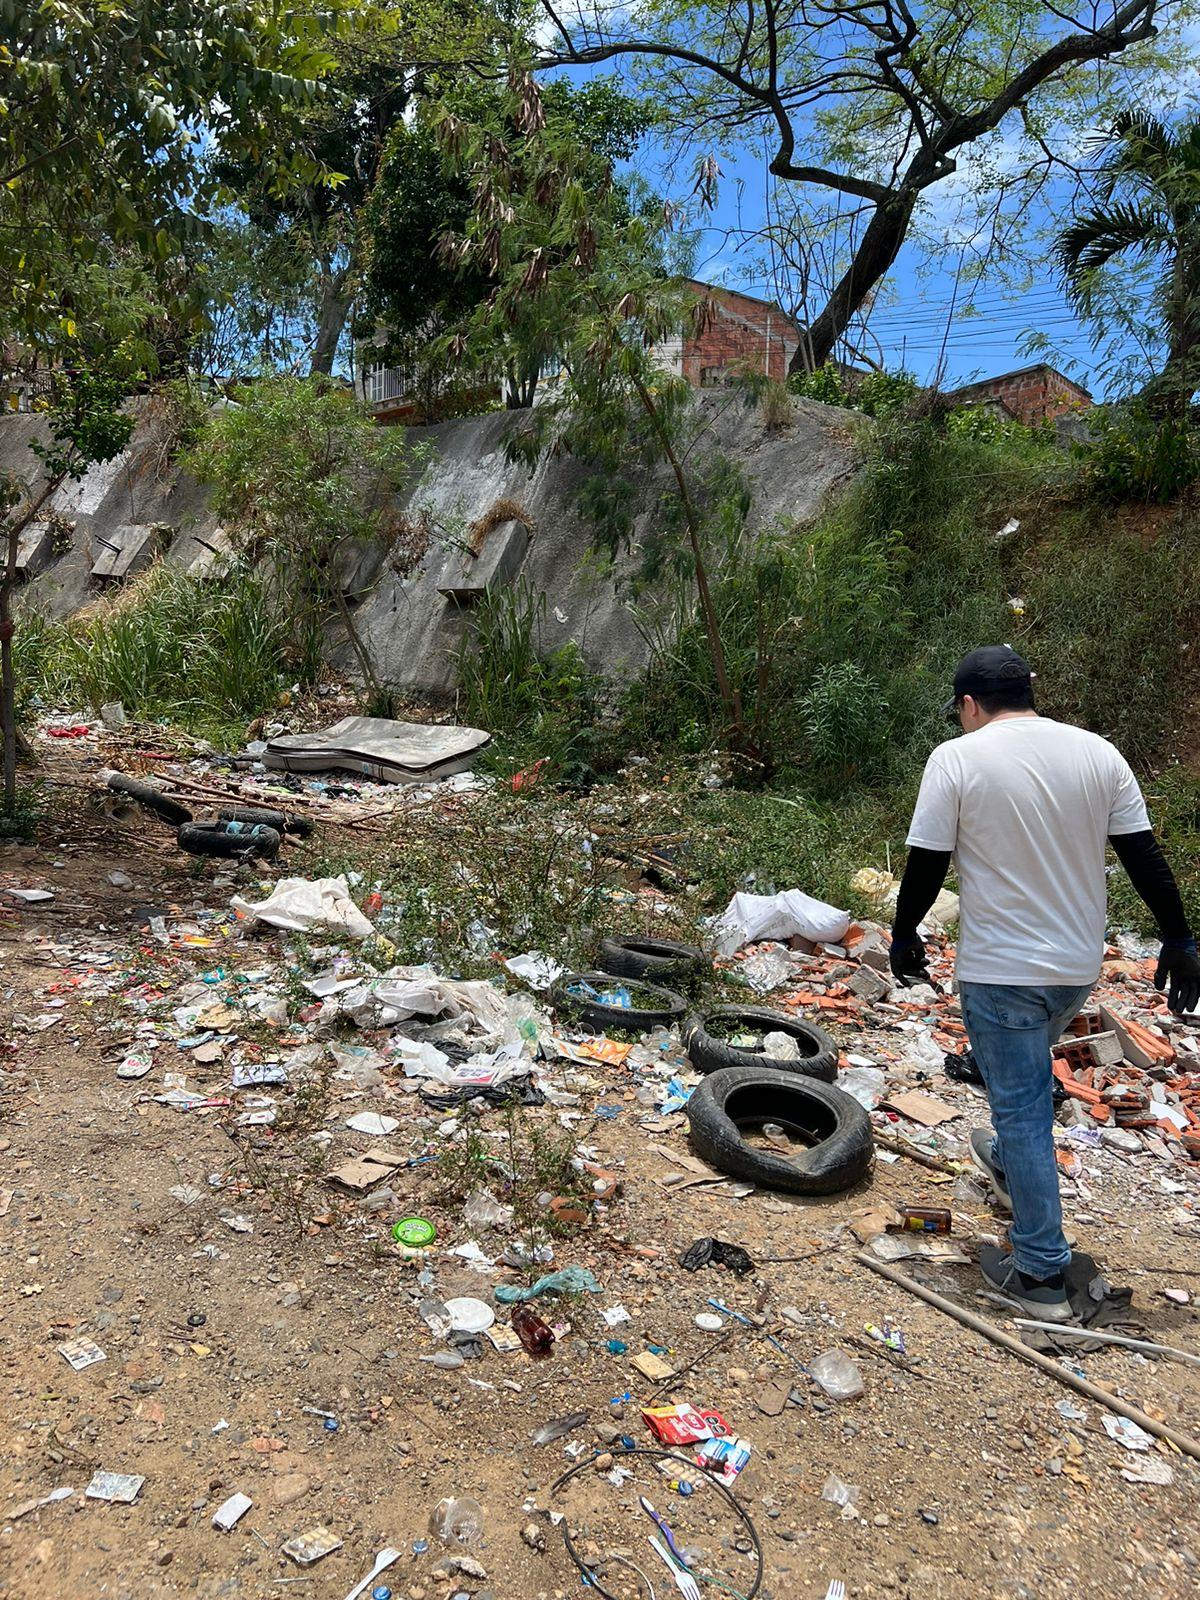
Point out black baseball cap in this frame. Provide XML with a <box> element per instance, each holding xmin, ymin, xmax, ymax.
<box><xmin>943</xmin><ymin>645</ymin><xmax>1034</xmax><ymax>716</ymax></box>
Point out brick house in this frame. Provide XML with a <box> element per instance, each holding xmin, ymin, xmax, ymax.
<box><xmin>949</xmin><ymin>362</ymin><xmax>1092</xmax><ymax>425</ymax></box>
<box><xmin>358</xmin><ymin>278</ymin><xmax>802</xmax><ymax>419</ymax></box>
<box><xmin>662</xmin><ymin>280</ymin><xmax>802</xmax><ymax>388</ymax></box>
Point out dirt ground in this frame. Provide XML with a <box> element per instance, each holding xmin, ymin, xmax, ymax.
<box><xmin>2</xmin><ymin>793</ymin><xmax>1199</xmax><ymax>1600</ymax></box>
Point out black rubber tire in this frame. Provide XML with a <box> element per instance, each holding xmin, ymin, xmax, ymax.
<box><xmin>596</xmin><ymin>935</ymin><xmax>710</xmax><ymax>990</ymax></box>
<box><xmin>686</xmin><ymin>1064</ymin><xmax>874</xmax><ymax>1195</ymax></box>
<box><xmin>550</xmin><ymin>970</ymin><xmax>688</xmax><ymax>1034</ymax></box>
<box><xmin>218</xmin><ymin>804</ymin><xmax>313</xmax><ymax>837</ymax></box>
<box><xmin>105</xmin><ymin>772</ymin><xmax>192</xmax><ymax>826</ymax></box>
<box><xmin>177</xmin><ymin>821</ymin><xmax>281</xmax><ymax>860</ymax></box>
<box><xmin>684</xmin><ymin>1006</ymin><xmax>839</xmax><ymax>1083</ymax></box>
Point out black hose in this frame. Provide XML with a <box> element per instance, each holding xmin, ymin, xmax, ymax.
<box><xmin>550</xmin><ymin>1445</ymin><xmax>763</xmax><ymax>1600</ymax></box>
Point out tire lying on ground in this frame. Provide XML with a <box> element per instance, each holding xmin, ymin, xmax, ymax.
<box><xmin>177</xmin><ymin>820</ymin><xmax>281</xmax><ymax>861</ymax></box>
<box><xmin>217</xmin><ymin>804</ymin><xmax>314</xmax><ymax>838</ymax></box>
<box><xmin>103</xmin><ymin>771</ymin><xmax>192</xmax><ymax>826</ymax></box>
<box><xmin>684</xmin><ymin>1006</ymin><xmax>838</xmax><ymax>1082</ymax></box>
<box><xmin>596</xmin><ymin>935</ymin><xmax>710</xmax><ymax>990</ymax></box>
<box><xmin>550</xmin><ymin>970</ymin><xmax>689</xmax><ymax>1034</ymax></box>
<box><xmin>686</xmin><ymin>1064</ymin><xmax>873</xmax><ymax>1195</ymax></box>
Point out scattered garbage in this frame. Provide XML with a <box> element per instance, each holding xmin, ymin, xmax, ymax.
<box><xmin>1102</xmin><ymin>1415</ymin><xmax>1155</xmax><ymax>1452</ymax></box>
<box><xmin>283</xmin><ymin>1525</ymin><xmax>344</xmax><ymax>1565</ymax></box>
<box><xmin>712</xmin><ymin>888</ymin><xmax>850</xmax><ymax>954</ymax></box>
<box><xmin>343</xmin><ymin>1548</ymin><xmax>402</xmax><ymax>1600</ymax></box>
<box><xmin>57</xmin><ymin>1336</ymin><xmax>106</xmax><ymax>1370</ymax></box>
<box><xmin>494</xmin><ymin>1267</ymin><xmax>602</xmax><ymax>1303</ymax></box>
<box><xmin>264</xmin><ymin>715</ymin><xmax>490</xmax><ymax>784</ymax></box>
<box><xmin>85</xmin><ymin>1471</ymin><xmax>145</xmax><ymax>1504</ymax></box>
<box><xmin>231</xmin><ymin>876</ymin><xmax>375</xmax><ymax>939</ymax></box>
<box><xmin>529</xmin><ymin>1411</ymin><xmax>588</xmax><ymax>1445</ymax></box>
<box><xmin>809</xmin><ymin>1350</ymin><xmax>864</xmax><ymax>1401</ymax></box>
<box><xmin>821</xmin><ymin>1473</ymin><xmax>861</xmax><ymax>1517</ymax></box>
<box><xmin>512</xmin><ymin>1306</ymin><xmax>556</xmax><ymax>1356</ymax></box>
<box><xmin>678</xmin><ymin>1237</ymin><xmax>755</xmax><ymax>1276</ymax></box>
<box><xmin>212</xmin><ymin>1492</ymin><xmax>252</xmax><ymax>1531</ymax></box>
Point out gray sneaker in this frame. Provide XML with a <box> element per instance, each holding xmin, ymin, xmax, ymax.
<box><xmin>979</xmin><ymin>1246</ymin><xmax>1076</xmax><ymax>1322</ymax></box>
<box><xmin>969</xmin><ymin>1128</ymin><xmax>1012</xmax><ymax>1210</ymax></box>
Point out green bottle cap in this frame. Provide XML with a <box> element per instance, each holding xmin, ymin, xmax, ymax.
<box><xmin>392</xmin><ymin>1216</ymin><xmax>436</xmax><ymax>1248</ymax></box>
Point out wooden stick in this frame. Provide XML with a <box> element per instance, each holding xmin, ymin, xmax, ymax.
<box><xmin>872</xmin><ymin>1130</ymin><xmax>968</xmax><ymax>1175</ymax></box>
<box><xmin>857</xmin><ymin>1251</ymin><xmax>1200</xmax><ymax>1462</ymax></box>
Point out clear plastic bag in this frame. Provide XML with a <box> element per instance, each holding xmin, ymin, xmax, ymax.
<box><xmin>429</xmin><ymin>1495</ymin><xmax>484</xmax><ymax>1546</ymax></box>
<box><xmin>810</xmin><ymin>1349</ymin><xmax>864</xmax><ymax>1400</ymax></box>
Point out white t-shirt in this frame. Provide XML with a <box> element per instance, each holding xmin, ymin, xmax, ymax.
<box><xmin>906</xmin><ymin>716</ymin><xmax>1150</xmax><ymax>985</ymax></box>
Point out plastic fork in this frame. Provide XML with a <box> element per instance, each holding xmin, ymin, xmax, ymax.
<box><xmin>648</xmin><ymin>1534</ymin><xmax>701</xmax><ymax>1600</ymax></box>
<box><xmin>343</xmin><ymin>1547</ymin><xmax>401</xmax><ymax>1600</ymax></box>
<box><xmin>824</xmin><ymin>1582</ymin><xmax>847</xmax><ymax>1600</ymax></box>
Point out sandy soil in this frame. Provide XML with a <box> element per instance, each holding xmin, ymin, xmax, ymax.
<box><xmin>1</xmin><ymin>798</ymin><xmax>1199</xmax><ymax>1600</ymax></box>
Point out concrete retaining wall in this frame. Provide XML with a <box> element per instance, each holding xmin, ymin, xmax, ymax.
<box><xmin>1</xmin><ymin>391</ymin><xmax>855</xmax><ymax>698</ymax></box>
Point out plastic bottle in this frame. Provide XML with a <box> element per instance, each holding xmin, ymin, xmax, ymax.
<box><xmin>429</xmin><ymin>1495</ymin><xmax>484</xmax><ymax>1547</ymax></box>
<box><xmin>894</xmin><ymin>1205</ymin><xmax>952</xmax><ymax>1234</ymax></box>
<box><xmin>809</xmin><ymin>1349</ymin><xmax>864</xmax><ymax>1401</ymax></box>
<box><xmin>511</xmin><ymin>1305</ymin><xmax>555</xmax><ymax>1356</ymax></box>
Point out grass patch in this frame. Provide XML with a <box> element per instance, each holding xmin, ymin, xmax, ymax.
<box><xmin>15</xmin><ymin>563</ymin><xmax>299</xmax><ymax>743</ymax></box>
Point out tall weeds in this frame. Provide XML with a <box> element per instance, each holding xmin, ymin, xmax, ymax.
<box><xmin>16</xmin><ymin>564</ymin><xmax>293</xmax><ymax>738</ymax></box>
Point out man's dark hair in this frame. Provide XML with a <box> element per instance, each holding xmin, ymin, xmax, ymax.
<box><xmin>972</xmin><ymin>683</ymin><xmax>1037</xmax><ymax>715</ymax></box>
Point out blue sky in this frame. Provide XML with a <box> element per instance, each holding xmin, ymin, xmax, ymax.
<box><xmin>634</xmin><ymin>131</ymin><xmax>1113</xmax><ymax>394</ymax></box>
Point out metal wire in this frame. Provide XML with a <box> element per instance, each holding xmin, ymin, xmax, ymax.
<box><xmin>550</xmin><ymin>1446</ymin><xmax>764</xmax><ymax>1600</ymax></box>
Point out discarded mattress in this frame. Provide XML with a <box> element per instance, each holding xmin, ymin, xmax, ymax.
<box><xmin>263</xmin><ymin>716</ymin><xmax>490</xmax><ymax>785</ymax></box>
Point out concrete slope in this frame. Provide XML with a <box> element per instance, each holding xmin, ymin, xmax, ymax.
<box><xmin>0</xmin><ymin>391</ymin><xmax>854</xmax><ymax>697</ymax></box>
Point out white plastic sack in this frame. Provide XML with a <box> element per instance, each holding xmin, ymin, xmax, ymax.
<box><xmin>713</xmin><ymin>889</ymin><xmax>849</xmax><ymax>953</ymax></box>
<box><xmin>340</xmin><ymin>965</ymin><xmax>512</xmax><ymax>1037</ymax></box>
<box><xmin>231</xmin><ymin>876</ymin><xmax>374</xmax><ymax>940</ymax></box>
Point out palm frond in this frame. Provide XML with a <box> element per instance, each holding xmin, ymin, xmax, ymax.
<box><xmin>1057</xmin><ymin>201</ymin><xmax>1172</xmax><ymax>308</ymax></box>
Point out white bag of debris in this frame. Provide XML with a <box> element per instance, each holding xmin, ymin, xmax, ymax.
<box><xmin>339</xmin><ymin>965</ymin><xmax>513</xmax><ymax>1037</ymax></box>
<box><xmin>231</xmin><ymin>876</ymin><xmax>375</xmax><ymax>940</ymax></box>
<box><xmin>713</xmin><ymin>889</ymin><xmax>850</xmax><ymax>953</ymax></box>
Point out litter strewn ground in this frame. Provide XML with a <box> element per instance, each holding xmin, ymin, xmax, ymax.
<box><xmin>1</xmin><ymin>735</ymin><xmax>1199</xmax><ymax>1599</ymax></box>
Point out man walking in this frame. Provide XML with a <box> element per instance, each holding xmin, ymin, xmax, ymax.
<box><xmin>890</xmin><ymin>646</ymin><xmax>1200</xmax><ymax>1321</ymax></box>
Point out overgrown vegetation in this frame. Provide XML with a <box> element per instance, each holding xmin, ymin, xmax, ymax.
<box><xmin>15</xmin><ymin>565</ymin><xmax>295</xmax><ymax>744</ymax></box>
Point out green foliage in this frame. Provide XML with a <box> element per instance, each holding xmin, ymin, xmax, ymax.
<box><xmin>454</xmin><ymin>582</ymin><xmax>605</xmax><ymax>783</ymax></box>
<box><xmin>800</xmin><ymin>663</ymin><xmax>890</xmax><ymax>788</ymax></box>
<box><xmin>1078</xmin><ymin>400</ymin><xmax>1200</xmax><ymax>502</ymax></box>
<box><xmin>14</xmin><ymin>566</ymin><xmax>294</xmax><ymax>742</ymax></box>
<box><xmin>788</xmin><ymin>363</ymin><xmax>919</xmax><ymax>417</ymax></box>
<box><xmin>361</xmin><ymin>74</ymin><xmax>655</xmax><ymax>399</ymax></box>
<box><xmin>1057</xmin><ymin>112</ymin><xmax>1200</xmax><ymax>411</ymax></box>
<box><xmin>30</xmin><ymin>367</ymin><xmax>136</xmax><ymax>483</ymax></box>
<box><xmin>3</xmin><ymin>0</ymin><xmax>366</xmax><ymax>360</ymax></box>
<box><xmin>185</xmin><ymin>375</ymin><xmax>422</xmax><ymax>694</ymax></box>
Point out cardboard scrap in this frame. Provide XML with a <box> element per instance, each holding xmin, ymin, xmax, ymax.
<box><xmin>57</xmin><ymin>1336</ymin><xmax>106</xmax><ymax>1371</ymax></box>
<box><xmin>631</xmin><ymin>1350</ymin><xmax>675</xmax><ymax>1382</ymax></box>
<box><xmin>326</xmin><ymin>1149</ymin><xmax>405</xmax><ymax>1192</ymax></box>
<box><xmin>884</xmin><ymin>1090</ymin><xmax>960</xmax><ymax>1128</ymax></box>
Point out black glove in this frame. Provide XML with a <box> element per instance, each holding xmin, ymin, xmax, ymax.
<box><xmin>889</xmin><ymin>930</ymin><xmax>930</xmax><ymax>987</ymax></box>
<box><xmin>1154</xmin><ymin>940</ymin><xmax>1200</xmax><ymax>1015</ymax></box>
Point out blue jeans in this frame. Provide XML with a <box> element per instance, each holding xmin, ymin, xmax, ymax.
<box><xmin>958</xmin><ymin>982</ymin><xmax>1093</xmax><ymax>1280</ymax></box>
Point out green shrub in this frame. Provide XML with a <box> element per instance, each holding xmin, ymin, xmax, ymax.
<box><xmin>15</xmin><ymin>564</ymin><xmax>294</xmax><ymax>740</ymax></box>
<box><xmin>1078</xmin><ymin>400</ymin><xmax>1200</xmax><ymax>503</ymax></box>
<box><xmin>800</xmin><ymin>662</ymin><xmax>890</xmax><ymax>787</ymax></box>
<box><xmin>787</xmin><ymin>362</ymin><xmax>919</xmax><ymax>417</ymax></box>
<box><xmin>454</xmin><ymin>580</ymin><xmax>607</xmax><ymax>782</ymax></box>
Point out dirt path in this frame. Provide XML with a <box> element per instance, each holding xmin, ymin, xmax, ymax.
<box><xmin>1</xmin><ymin>818</ymin><xmax>1199</xmax><ymax>1600</ymax></box>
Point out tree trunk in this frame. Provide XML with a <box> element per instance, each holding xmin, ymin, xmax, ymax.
<box><xmin>309</xmin><ymin>267</ymin><xmax>351</xmax><ymax>377</ymax></box>
<box><xmin>1</xmin><ymin>474</ymin><xmax>62</xmax><ymax>810</ymax></box>
<box><xmin>788</xmin><ymin>191</ymin><xmax>919</xmax><ymax>375</ymax></box>
<box><xmin>630</xmin><ymin>374</ymin><xmax>754</xmax><ymax>764</ymax></box>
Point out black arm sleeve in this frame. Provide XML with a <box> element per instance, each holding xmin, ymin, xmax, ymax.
<box><xmin>892</xmin><ymin>847</ymin><xmax>953</xmax><ymax>938</ymax></box>
<box><xmin>1109</xmin><ymin>830</ymin><xmax>1192</xmax><ymax>942</ymax></box>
